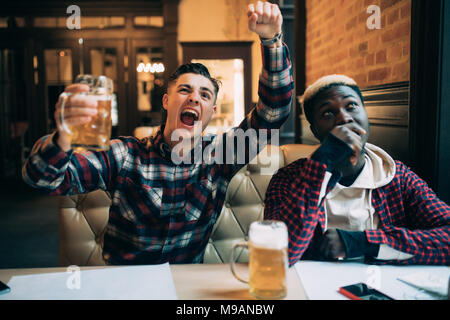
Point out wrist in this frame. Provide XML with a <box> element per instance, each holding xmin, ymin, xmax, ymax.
<box><xmin>311</xmin><ymin>134</ymin><xmax>352</xmax><ymax>172</ymax></box>
<box><xmin>336</xmin><ymin>229</ymin><xmax>380</xmax><ymax>259</ymax></box>
<box><xmin>266</xmin><ymin>39</ymin><xmax>282</xmax><ymax>48</ymax></box>
<box><xmin>260</xmin><ymin>32</ymin><xmax>282</xmax><ymax>47</ymax></box>
<box><xmin>55</xmin><ymin>130</ymin><xmax>72</xmax><ymax>152</ymax></box>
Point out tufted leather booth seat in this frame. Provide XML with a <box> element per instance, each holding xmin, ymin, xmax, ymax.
<box><xmin>58</xmin><ymin>144</ymin><xmax>318</xmax><ymax>266</ymax></box>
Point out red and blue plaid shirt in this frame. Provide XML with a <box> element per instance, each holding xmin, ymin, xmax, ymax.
<box><xmin>23</xmin><ymin>43</ymin><xmax>294</xmax><ymax>265</ymax></box>
<box><xmin>265</xmin><ymin>158</ymin><xmax>450</xmax><ymax>266</ymax></box>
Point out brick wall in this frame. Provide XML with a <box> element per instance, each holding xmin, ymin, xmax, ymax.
<box><xmin>305</xmin><ymin>0</ymin><xmax>411</xmax><ymax>88</ymax></box>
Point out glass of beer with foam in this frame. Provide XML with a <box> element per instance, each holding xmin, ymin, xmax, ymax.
<box><xmin>230</xmin><ymin>220</ymin><xmax>288</xmax><ymax>299</ymax></box>
<box><xmin>59</xmin><ymin>75</ymin><xmax>113</xmax><ymax>151</ymax></box>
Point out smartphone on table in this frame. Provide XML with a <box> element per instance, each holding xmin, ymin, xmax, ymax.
<box><xmin>339</xmin><ymin>283</ymin><xmax>394</xmax><ymax>300</ymax></box>
<box><xmin>0</xmin><ymin>280</ymin><xmax>11</xmax><ymax>295</ymax></box>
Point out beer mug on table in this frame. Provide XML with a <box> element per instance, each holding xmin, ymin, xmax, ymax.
<box><xmin>230</xmin><ymin>220</ymin><xmax>288</xmax><ymax>299</ymax></box>
<box><xmin>59</xmin><ymin>75</ymin><xmax>113</xmax><ymax>151</ymax></box>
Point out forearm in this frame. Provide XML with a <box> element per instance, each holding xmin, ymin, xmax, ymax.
<box><xmin>264</xmin><ymin>159</ymin><xmax>329</xmax><ymax>265</ymax></box>
<box><xmin>220</xmin><ymin>42</ymin><xmax>293</xmax><ymax>178</ymax></box>
<box><xmin>364</xmin><ymin>227</ymin><xmax>450</xmax><ymax>265</ymax></box>
<box><xmin>310</xmin><ymin>134</ymin><xmax>352</xmax><ymax>199</ymax></box>
<box><xmin>365</xmin><ymin>162</ymin><xmax>450</xmax><ymax>265</ymax></box>
<box><xmin>336</xmin><ymin>229</ymin><xmax>418</xmax><ymax>262</ymax></box>
<box><xmin>267</xmin><ymin>203</ymin><xmax>322</xmax><ymax>266</ymax></box>
<box><xmin>253</xmin><ymin>43</ymin><xmax>294</xmax><ymax>130</ymax></box>
<box><xmin>56</xmin><ymin>130</ymin><xmax>72</xmax><ymax>152</ymax></box>
<box><xmin>23</xmin><ymin>132</ymin><xmax>125</xmax><ymax>195</ymax></box>
<box><xmin>22</xmin><ymin>132</ymin><xmax>75</xmax><ymax>194</ymax></box>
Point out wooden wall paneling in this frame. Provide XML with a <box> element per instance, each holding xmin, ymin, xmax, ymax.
<box><xmin>362</xmin><ymin>82</ymin><xmax>410</xmax><ymax>164</ymax></box>
<box><xmin>0</xmin><ymin>1</ymin><xmax>163</xmax><ymax>16</ymax></box>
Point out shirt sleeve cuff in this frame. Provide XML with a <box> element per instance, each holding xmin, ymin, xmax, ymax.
<box><xmin>39</xmin><ymin>131</ymin><xmax>73</xmax><ymax>167</ymax></box>
<box><xmin>261</xmin><ymin>42</ymin><xmax>289</xmax><ymax>73</ymax></box>
<box><xmin>337</xmin><ymin>229</ymin><xmax>380</xmax><ymax>259</ymax></box>
<box><xmin>311</xmin><ymin>133</ymin><xmax>352</xmax><ymax>172</ymax></box>
<box><xmin>376</xmin><ymin>244</ymin><xmax>415</xmax><ymax>260</ymax></box>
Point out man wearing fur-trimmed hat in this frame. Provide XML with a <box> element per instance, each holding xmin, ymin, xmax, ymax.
<box><xmin>264</xmin><ymin>75</ymin><xmax>450</xmax><ymax>266</ymax></box>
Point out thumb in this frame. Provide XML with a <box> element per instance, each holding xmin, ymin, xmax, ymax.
<box><xmin>248</xmin><ymin>13</ymin><xmax>258</xmax><ymax>32</ymax></box>
<box><xmin>350</xmin><ymin>152</ymin><xmax>358</xmax><ymax>166</ymax></box>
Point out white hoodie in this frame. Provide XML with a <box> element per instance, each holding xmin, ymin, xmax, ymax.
<box><xmin>318</xmin><ymin>143</ymin><xmax>414</xmax><ymax>261</ymax></box>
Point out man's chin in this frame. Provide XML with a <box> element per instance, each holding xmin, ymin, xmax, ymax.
<box><xmin>178</xmin><ymin>124</ymin><xmax>195</xmax><ymax>134</ymax></box>
<box><xmin>171</xmin><ymin>121</ymin><xmax>204</xmax><ymax>142</ymax></box>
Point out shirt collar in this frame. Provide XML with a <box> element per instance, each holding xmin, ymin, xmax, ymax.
<box><xmin>150</xmin><ymin>125</ymin><xmax>209</xmax><ymax>164</ymax></box>
<box><xmin>149</xmin><ymin>126</ymin><xmax>172</xmax><ymax>160</ymax></box>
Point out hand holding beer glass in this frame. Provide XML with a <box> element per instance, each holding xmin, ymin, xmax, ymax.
<box><xmin>56</xmin><ymin>75</ymin><xmax>113</xmax><ymax>152</ymax></box>
<box><xmin>230</xmin><ymin>220</ymin><xmax>289</xmax><ymax>299</ymax></box>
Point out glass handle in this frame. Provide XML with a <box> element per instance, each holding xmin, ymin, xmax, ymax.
<box><xmin>230</xmin><ymin>242</ymin><xmax>249</xmax><ymax>284</ymax></box>
<box><xmin>58</xmin><ymin>92</ymin><xmax>72</xmax><ymax>134</ymax></box>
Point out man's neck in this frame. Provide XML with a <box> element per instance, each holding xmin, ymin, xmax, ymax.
<box><xmin>163</xmin><ymin>125</ymin><xmax>176</xmax><ymax>149</ymax></box>
<box><xmin>162</xmin><ymin>125</ymin><xmax>198</xmax><ymax>154</ymax></box>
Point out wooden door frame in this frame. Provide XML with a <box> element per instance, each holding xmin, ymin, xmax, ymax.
<box><xmin>181</xmin><ymin>41</ymin><xmax>253</xmax><ymax>115</ymax></box>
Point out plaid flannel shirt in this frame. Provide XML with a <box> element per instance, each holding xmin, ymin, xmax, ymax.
<box><xmin>23</xmin><ymin>43</ymin><xmax>293</xmax><ymax>265</ymax></box>
<box><xmin>264</xmin><ymin>158</ymin><xmax>450</xmax><ymax>266</ymax></box>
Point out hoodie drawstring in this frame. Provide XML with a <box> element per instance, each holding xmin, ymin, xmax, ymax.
<box><xmin>368</xmin><ymin>189</ymin><xmax>375</xmax><ymax>230</ymax></box>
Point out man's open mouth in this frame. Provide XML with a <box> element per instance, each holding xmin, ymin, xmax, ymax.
<box><xmin>180</xmin><ymin>109</ymin><xmax>199</xmax><ymax>127</ymax></box>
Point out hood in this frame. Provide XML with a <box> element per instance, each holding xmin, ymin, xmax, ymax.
<box><xmin>351</xmin><ymin>143</ymin><xmax>396</xmax><ymax>189</ymax></box>
<box><xmin>325</xmin><ymin>143</ymin><xmax>396</xmax><ymax>231</ymax></box>
<box><xmin>328</xmin><ymin>143</ymin><xmax>396</xmax><ymax>198</ymax></box>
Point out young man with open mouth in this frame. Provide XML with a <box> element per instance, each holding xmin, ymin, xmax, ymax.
<box><xmin>23</xmin><ymin>1</ymin><xmax>294</xmax><ymax>265</ymax></box>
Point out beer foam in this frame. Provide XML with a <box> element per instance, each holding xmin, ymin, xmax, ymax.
<box><xmin>249</xmin><ymin>221</ymin><xmax>288</xmax><ymax>250</ymax></box>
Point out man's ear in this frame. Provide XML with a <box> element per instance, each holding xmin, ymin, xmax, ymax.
<box><xmin>162</xmin><ymin>93</ymin><xmax>168</xmax><ymax>110</ymax></box>
<box><xmin>206</xmin><ymin>105</ymin><xmax>217</xmax><ymax>124</ymax></box>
